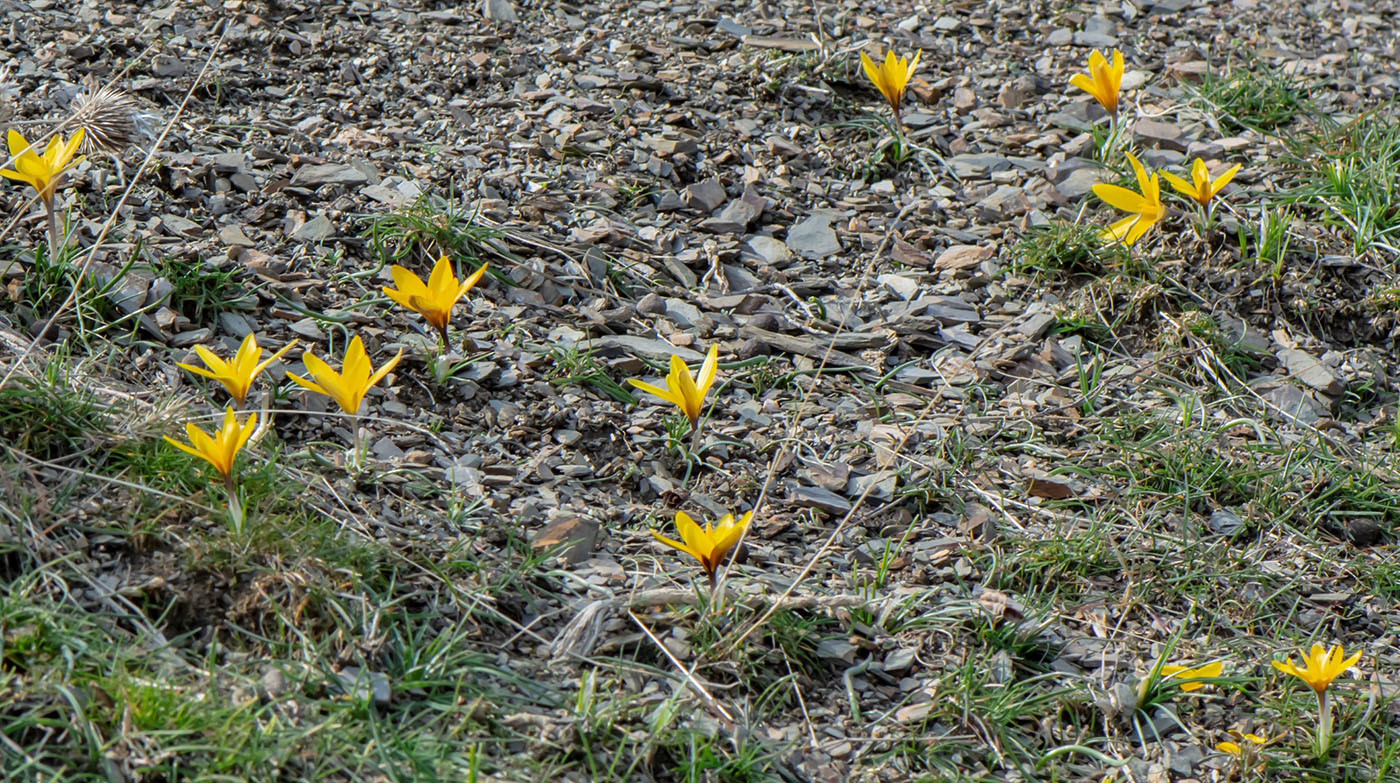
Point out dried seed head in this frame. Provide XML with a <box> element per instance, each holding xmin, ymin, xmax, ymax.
<box><xmin>69</xmin><ymin>76</ymin><xmax>141</xmax><ymax>154</ymax></box>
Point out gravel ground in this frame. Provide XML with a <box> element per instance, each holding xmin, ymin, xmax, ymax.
<box><xmin>4</xmin><ymin>0</ymin><xmax>1400</xmax><ymax>780</ymax></box>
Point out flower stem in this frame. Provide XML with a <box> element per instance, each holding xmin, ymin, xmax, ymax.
<box><xmin>224</xmin><ymin>473</ymin><xmax>244</xmax><ymax>535</ymax></box>
<box><xmin>1316</xmin><ymin>689</ymin><xmax>1334</xmax><ymax>759</ymax></box>
<box><xmin>352</xmin><ymin>414</ymin><xmax>365</xmax><ymax>470</ymax></box>
<box><xmin>44</xmin><ymin>198</ymin><xmax>60</xmax><ymax>256</ymax></box>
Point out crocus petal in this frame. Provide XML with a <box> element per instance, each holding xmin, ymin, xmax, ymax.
<box><xmin>286</xmin><ymin>371</ymin><xmax>331</xmax><ymax>399</ymax></box>
<box><xmin>709</xmin><ymin>512</ymin><xmax>751</xmax><ymax>565</ymax></box>
<box><xmin>364</xmin><ymin>347</ymin><xmax>403</xmax><ymax>391</ymax></box>
<box><xmin>674</xmin><ymin>511</ymin><xmax>711</xmax><ymax>556</ymax></box>
<box><xmin>650</xmin><ymin>530</ymin><xmax>707</xmax><ymax>566</ymax></box>
<box><xmin>1335</xmin><ymin>648</ymin><xmax>1362</xmax><ymax>676</ymax></box>
<box><xmin>252</xmin><ymin>339</ymin><xmax>298</xmax><ymax>376</ymax></box>
<box><xmin>382</xmin><ymin>283</ymin><xmax>418</xmax><ymax>310</ymax></box>
<box><xmin>1159</xmin><ymin>170</ymin><xmax>1196</xmax><ymax>200</ymax></box>
<box><xmin>426</xmin><ymin>255</ymin><xmax>455</xmax><ymax>298</ymax></box>
<box><xmin>1092</xmin><ymin>183</ymin><xmax>1149</xmax><ymax>213</ymax></box>
<box><xmin>176</xmin><ymin>361</ymin><xmax>225</xmax><ymax>382</ymax></box>
<box><xmin>695</xmin><ymin>345</ymin><xmax>719</xmax><ymax>400</ymax></box>
<box><xmin>1068</xmin><ymin>73</ymin><xmax>1098</xmax><ymax>98</ymax></box>
<box><xmin>1100</xmin><ymin>214</ymin><xmax>1142</xmax><ymax>245</ymax></box>
<box><xmin>1122</xmin><ymin>215</ymin><xmax>1157</xmax><ymax>245</ymax></box>
<box><xmin>61</xmin><ymin>129</ymin><xmax>85</xmax><ymax>170</ymax></box>
<box><xmin>409</xmin><ymin>295</ymin><xmax>450</xmax><ymax>331</ymax></box>
<box><xmin>6</xmin><ymin>129</ymin><xmax>27</xmax><ymax>158</ymax></box>
<box><xmin>670</xmin><ymin>355</ymin><xmax>700</xmax><ymax>418</ymax></box>
<box><xmin>342</xmin><ymin>337</ymin><xmax>372</xmax><ymax>386</ymax></box>
<box><xmin>628</xmin><ymin>379</ymin><xmax>684</xmax><ymax>408</ymax></box>
<box><xmin>163</xmin><ymin>435</ymin><xmax>206</xmax><ymax>462</ymax></box>
<box><xmin>456</xmin><ymin>262</ymin><xmax>488</xmax><ymax>298</ymax></box>
<box><xmin>1210</xmin><ymin>163</ymin><xmax>1241</xmax><ymax>195</ymax></box>
<box><xmin>860</xmin><ymin>52</ymin><xmax>882</xmax><ymax>93</ymax></box>
<box><xmin>1124</xmin><ymin>153</ymin><xmax>1150</xmax><ymax>195</ymax></box>
<box><xmin>194</xmin><ymin>344</ymin><xmax>235</xmax><ymax>376</ymax></box>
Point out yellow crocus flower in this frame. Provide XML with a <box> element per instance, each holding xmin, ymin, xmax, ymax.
<box><xmin>629</xmin><ymin>345</ymin><xmax>719</xmax><ymax>429</ymax></box>
<box><xmin>164</xmin><ymin>408</ymin><xmax>257</xmax><ymax>478</ymax></box>
<box><xmin>1092</xmin><ymin>152</ymin><xmax>1165</xmax><ymax>246</ymax></box>
<box><xmin>1</xmin><ymin>128</ymin><xmax>85</xmax><ymax>203</ymax></box>
<box><xmin>382</xmin><ymin>255</ymin><xmax>488</xmax><ymax>344</ymax></box>
<box><xmin>860</xmin><ymin>49</ymin><xmax>921</xmax><ymax>125</ymax></box>
<box><xmin>651</xmin><ymin>510</ymin><xmax>753</xmax><ymax>585</ymax></box>
<box><xmin>1161</xmin><ymin>158</ymin><xmax>1241</xmax><ymax>208</ymax></box>
<box><xmin>178</xmin><ymin>334</ymin><xmax>297</xmax><ymax>405</ymax></box>
<box><xmin>1069</xmin><ymin>49</ymin><xmax>1124</xmax><ymax>117</ymax></box>
<box><xmin>287</xmin><ymin>336</ymin><xmax>403</xmax><ymax>415</ymax></box>
<box><xmin>1161</xmin><ymin>661</ymin><xmax>1223</xmax><ymax>692</ymax></box>
<box><xmin>1272</xmin><ymin>643</ymin><xmax>1361</xmax><ymax>694</ymax></box>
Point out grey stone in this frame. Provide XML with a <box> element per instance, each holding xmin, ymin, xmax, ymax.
<box><xmin>1074</xmin><ymin>31</ymin><xmax>1118</xmax><ymax>48</ymax></box>
<box><xmin>1216</xmin><ymin>315</ymin><xmax>1270</xmax><ymax>353</ymax></box>
<box><xmin>482</xmin><ymin>0</ymin><xmax>517</xmax><ymax>21</ymax></box>
<box><xmin>663</xmin><ymin>298</ymin><xmax>703</xmax><ymax>328</ymax></box>
<box><xmin>884</xmin><ymin>647</ymin><xmax>919</xmax><ymax>673</ymax></box>
<box><xmin>153</xmin><ymin>56</ymin><xmax>185</xmax><ymax>78</ymax></box>
<box><xmin>170</xmin><ymin>327</ymin><xmax>213</xmax><ymax>348</ymax></box>
<box><xmin>700</xmin><ymin>198</ymin><xmax>763</xmax><ymax>233</ymax></box>
<box><xmin>335</xmin><ymin>667</ymin><xmax>391</xmax><ymax>705</ymax></box>
<box><xmin>1185</xmin><ymin>140</ymin><xmax>1225</xmax><ymax>160</ymax></box>
<box><xmin>1138</xmin><ymin>149</ymin><xmax>1184</xmax><ymax>169</ymax></box>
<box><xmin>372</xmin><ymin>436</ymin><xmax>404</xmax><ymax>460</ymax></box>
<box><xmin>290</xmin><ymin>214</ymin><xmax>335</xmax><ymax>242</ymax></box>
<box><xmin>1208</xmin><ymin>509</ymin><xmax>1246</xmax><ymax>536</ymax></box>
<box><xmin>589</xmin><ymin>335</ymin><xmax>705</xmax><ymax>364</ymax></box>
<box><xmin>1135</xmin><ymin>119</ymin><xmax>1188</xmax><ymax>152</ymax></box>
<box><xmin>219</xmin><ymin>224</ymin><xmax>255</xmax><ymax>247</ymax></box>
<box><xmin>1047</xmin><ymin>28</ymin><xmax>1073</xmax><ymax>46</ymax></box>
<box><xmin>218</xmin><ymin>312</ymin><xmax>255</xmax><ymax>339</ymax></box>
<box><xmin>1260</xmin><ymin>383</ymin><xmax>1325</xmax><ymax>426</ymax></box>
<box><xmin>159</xmin><ymin>214</ymin><xmax>200</xmax><ymax>237</ymax></box>
<box><xmin>997</xmin><ymin>75</ymin><xmax>1038</xmax><ymax>109</ymax></box>
<box><xmin>110</xmin><ymin>281</ymin><xmax>147</xmax><ymax>315</ymax></box>
<box><xmin>1055</xmin><ymin>167</ymin><xmax>1102</xmax><ymax>199</ymax></box>
<box><xmin>792</xmin><ymin>486</ymin><xmax>853</xmax><ymax>515</ymax></box>
<box><xmin>977</xmin><ymin>186</ymin><xmax>1031</xmax><ymax>218</ymax></box>
<box><xmin>636</xmin><ymin>292</ymin><xmax>666</xmax><ymax>315</ymax></box>
<box><xmin>716</xmin><ymin>18</ymin><xmax>749</xmax><ymax>38</ymax></box>
<box><xmin>847</xmin><ymin>471</ymin><xmax>897</xmax><ymax>501</ymax></box>
<box><xmin>205</xmin><ymin>152</ymin><xmax>247</xmax><ymax>173</ymax></box>
<box><xmin>147</xmin><ymin>277</ymin><xmax>172</xmax><ymax>308</ymax></box>
<box><xmin>289</xmin><ymin>317</ymin><xmax>326</xmax><ymax>341</ymax></box>
<box><xmin>1084</xmin><ymin>16</ymin><xmax>1116</xmax><ymax>37</ymax></box>
<box><xmin>532</xmin><ymin>517</ymin><xmax>599</xmax><ymax>565</ymax></box>
<box><xmin>1017</xmin><ymin>312</ymin><xmax>1057</xmax><ymax>339</ymax></box>
<box><xmin>260</xmin><ymin>667</ymin><xmax>290</xmax><ymax>699</ymax></box>
<box><xmin>785</xmin><ymin>214</ymin><xmax>841</xmax><ymax>259</ymax></box>
<box><xmin>1278</xmin><ymin>348</ymin><xmax>1344</xmax><ymax>395</ymax></box>
<box><xmin>685</xmin><ymin>179</ymin><xmax>727</xmax><ymax>212</ymax></box>
<box><xmin>291</xmin><ymin>163</ymin><xmax>369</xmax><ymax>187</ymax></box>
<box><xmin>948</xmin><ymin>154</ymin><xmax>1016</xmax><ymax>178</ymax></box>
<box><xmin>1152</xmin><ymin>0</ymin><xmax>1193</xmax><ymax>12</ymax></box>
<box><xmin>877</xmin><ymin>273</ymin><xmax>921</xmax><ymax>300</ymax></box>
<box><xmin>743</xmin><ymin>235</ymin><xmax>789</xmax><ymax>265</ymax></box>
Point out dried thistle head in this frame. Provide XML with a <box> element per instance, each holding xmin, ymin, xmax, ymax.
<box><xmin>69</xmin><ymin>76</ymin><xmax>141</xmax><ymax>154</ymax></box>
